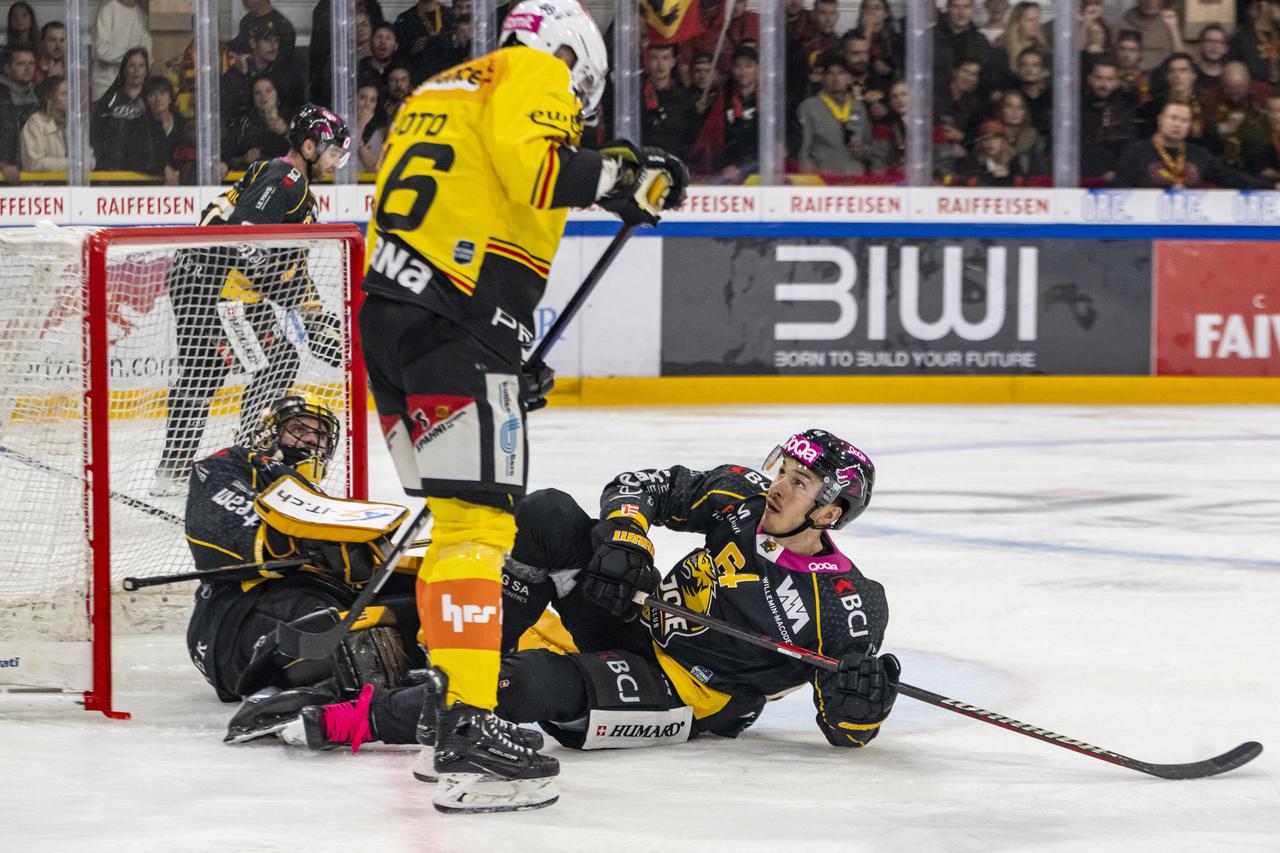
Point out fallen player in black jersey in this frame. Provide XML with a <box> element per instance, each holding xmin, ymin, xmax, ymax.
<box><xmin>184</xmin><ymin>393</ymin><xmax>421</xmax><ymax>708</ymax></box>
<box><xmin>229</xmin><ymin>429</ymin><xmax>897</xmax><ymax>772</ymax></box>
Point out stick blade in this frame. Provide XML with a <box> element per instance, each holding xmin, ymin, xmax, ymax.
<box><xmin>1135</xmin><ymin>741</ymin><xmax>1263</xmax><ymax>780</ymax></box>
<box><xmin>274</xmin><ymin>615</ymin><xmax>348</xmax><ymax>660</ymax></box>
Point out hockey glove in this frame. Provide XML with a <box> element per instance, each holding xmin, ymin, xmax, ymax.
<box><xmin>813</xmin><ymin>651</ymin><xmax>900</xmax><ymax>748</ymax></box>
<box><xmin>581</xmin><ymin>518</ymin><xmax>659</xmax><ymax>621</ymax></box>
<box><xmin>521</xmin><ymin>357</ymin><xmax>555</xmax><ymax>412</ymax></box>
<box><xmin>597</xmin><ymin>139</ymin><xmax>689</xmax><ymax>226</ymax></box>
<box><xmin>306</xmin><ymin>535</ymin><xmax>393</xmax><ymax>587</ymax></box>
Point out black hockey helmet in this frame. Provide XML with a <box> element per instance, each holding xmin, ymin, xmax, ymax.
<box><xmin>763</xmin><ymin>429</ymin><xmax>875</xmax><ymax>529</ymax></box>
<box><xmin>253</xmin><ymin>393</ymin><xmax>341</xmax><ymax>471</ymax></box>
<box><xmin>288</xmin><ymin>104</ymin><xmax>351</xmax><ymax>169</ymax></box>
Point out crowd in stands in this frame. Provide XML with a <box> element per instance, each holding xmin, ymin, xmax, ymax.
<box><xmin>5</xmin><ymin>0</ymin><xmax>1280</xmax><ymax>189</ymax></box>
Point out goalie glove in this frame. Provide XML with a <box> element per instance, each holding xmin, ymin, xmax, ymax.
<box><xmin>597</xmin><ymin>139</ymin><xmax>689</xmax><ymax>226</ymax></box>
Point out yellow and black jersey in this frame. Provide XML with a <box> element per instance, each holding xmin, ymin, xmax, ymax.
<box><xmin>199</xmin><ymin>157</ymin><xmax>319</xmax><ymax>226</ymax></box>
<box><xmin>599</xmin><ymin>464</ymin><xmax>890</xmax><ymax>741</ymax></box>
<box><xmin>362</xmin><ymin>45</ymin><xmax>604</xmax><ymax>359</ymax></box>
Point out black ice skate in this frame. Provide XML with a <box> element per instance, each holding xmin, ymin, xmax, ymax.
<box><xmin>280</xmin><ymin>684</ymin><xmax>375</xmax><ymax>752</ymax></box>
<box><xmin>431</xmin><ymin>701</ymin><xmax>560</xmax><ymax>814</ymax></box>
<box><xmin>412</xmin><ymin>667</ymin><xmax>545</xmax><ymax>784</ymax></box>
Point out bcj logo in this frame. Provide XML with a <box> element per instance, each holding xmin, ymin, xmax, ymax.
<box><xmin>773</xmin><ymin>245</ymin><xmax>1039</xmax><ymax>343</ymax></box>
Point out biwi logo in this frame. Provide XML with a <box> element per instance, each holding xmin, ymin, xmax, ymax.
<box><xmin>441</xmin><ymin>594</ymin><xmax>497</xmax><ymax>633</ymax></box>
<box><xmin>776</xmin><ymin>576</ymin><xmax>810</xmax><ymax>633</ymax></box>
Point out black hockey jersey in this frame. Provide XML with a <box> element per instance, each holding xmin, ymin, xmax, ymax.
<box><xmin>185</xmin><ymin>446</ymin><xmax>298</xmax><ymax>572</ymax></box>
<box><xmin>599</xmin><ymin>464</ymin><xmax>889</xmax><ymax>737</ymax></box>
<box><xmin>200</xmin><ymin>156</ymin><xmax>319</xmax><ymax>226</ymax></box>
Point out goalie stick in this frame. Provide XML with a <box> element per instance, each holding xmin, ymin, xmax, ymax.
<box><xmin>0</xmin><ymin>443</ymin><xmax>184</xmax><ymax>527</ymax></box>
<box><xmin>277</xmin><ymin>226</ymin><xmax>641</xmax><ymax>660</ymax></box>
<box><xmin>633</xmin><ymin>591</ymin><xmax>1262</xmax><ymax>780</ymax></box>
<box><xmin>121</xmin><ymin>541</ymin><xmax>433</xmax><ymax>591</ymax></box>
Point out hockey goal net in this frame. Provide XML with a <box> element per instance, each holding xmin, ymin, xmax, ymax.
<box><xmin>0</xmin><ymin>224</ymin><xmax>367</xmax><ymax>718</ymax></box>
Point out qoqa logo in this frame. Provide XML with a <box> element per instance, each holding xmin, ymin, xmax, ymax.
<box><xmin>773</xmin><ymin>244</ymin><xmax>1039</xmax><ymax>343</ymax></box>
<box><xmin>784</xmin><ymin>435</ymin><xmax>821</xmax><ymax>464</ymax></box>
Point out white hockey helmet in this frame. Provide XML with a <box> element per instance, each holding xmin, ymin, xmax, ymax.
<box><xmin>501</xmin><ymin>0</ymin><xmax>609</xmax><ymax>117</ymax></box>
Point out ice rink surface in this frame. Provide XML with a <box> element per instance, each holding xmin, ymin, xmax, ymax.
<box><xmin>3</xmin><ymin>404</ymin><xmax>1278</xmax><ymax>852</ymax></box>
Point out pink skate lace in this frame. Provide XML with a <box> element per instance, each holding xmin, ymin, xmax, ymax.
<box><xmin>321</xmin><ymin>684</ymin><xmax>374</xmax><ymax>754</ymax></box>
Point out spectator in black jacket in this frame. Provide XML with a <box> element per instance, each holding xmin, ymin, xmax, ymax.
<box><xmin>934</xmin><ymin>0</ymin><xmax>992</xmax><ymax>87</ymax></box>
<box><xmin>222</xmin><ymin>19</ymin><xmax>303</xmax><ymax>126</ymax></box>
<box><xmin>1080</xmin><ymin>59</ymin><xmax>1138</xmax><ymax>182</ymax></box>
<box><xmin>641</xmin><ymin>42</ymin><xmax>698</xmax><ymax>159</ymax></box>
<box><xmin>222</xmin><ymin>75</ymin><xmax>291</xmax><ymax>172</ymax></box>
<box><xmin>1114</xmin><ymin>101</ymin><xmax>1276</xmax><ymax>188</ymax></box>
<box><xmin>234</xmin><ymin>0</ymin><xmax>296</xmax><ymax>59</ymax></box>
<box><xmin>91</xmin><ymin>46</ymin><xmax>148</xmax><ymax>171</ymax></box>
<box><xmin>140</xmin><ymin>75</ymin><xmax>185</xmax><ymax>181</ymax></box>
<box><xmin>394</xmin><ymin>0</ymin><xmax>454</xmax><ymax>60</ymax></box>
<box><xmin>0</xmin><ymin>42</ymin><xmax>38</xmax><ymax>183</ymax></box>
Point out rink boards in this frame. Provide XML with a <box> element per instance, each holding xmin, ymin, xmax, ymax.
<box><xmin>4</xmin><ymin>185</ymin><xmax>1280</xmax><ymax>401</ymax></box>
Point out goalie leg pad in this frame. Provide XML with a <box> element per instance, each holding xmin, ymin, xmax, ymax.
<box><xmin>512</xmin><ymin>649</ymin><xmax>692</xmax><ymax>750</ymax></box>
<box><xmin>332</xmin><ymin>622</ymin><xmax>412</xmax><ymax>695</ymax></box>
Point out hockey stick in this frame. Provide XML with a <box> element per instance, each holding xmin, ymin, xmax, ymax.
<box><xmin>122</xmin><ymin>557</ymin><xmax>312</xmax><ymax>591</ymax></box>
<box><xmin>0</xmin><ymin>443</ymin><xmax>185</xmax><ymax>527</ymax></box>
<box><xmin>529</xmin><ymin>224</ymin><xmax>635</xmax><ymax>362</ymax></box>
<box><xmin>634</xmin><ymin>592</ymin><xmax>1263</xmax><ymax>780</ymax></box>
<box><xmin>122</xmin><ymin>541</ymin><xmax>434</xmax><ymax>591</ymax></box>
<box><xmin>277</xmin><ymin>227</ymin><xmax>638</xmax><ymax>659</ymax></box>
<box><xmin>275</xmin><ymin>502</ymin><xmax>434</xmax><ymax>659</ymax></box>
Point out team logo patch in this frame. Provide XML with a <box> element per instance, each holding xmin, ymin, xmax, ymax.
<box><xmin>408</xmin><ymin>395</ymin><xmax>473</xmax><ymax>448</ymax></box>
<box><xmin>453</xmin><ymin>240</ymin><xmax>476</xmax><ymax>265</ymax></box>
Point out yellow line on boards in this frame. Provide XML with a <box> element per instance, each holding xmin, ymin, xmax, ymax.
<box><xmin>535</xmin><ymin>376</ymin><xmax>1280</xmax><ymax>406</ymax></box>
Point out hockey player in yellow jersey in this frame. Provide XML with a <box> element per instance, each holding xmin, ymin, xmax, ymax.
<box><xmin>359</xmin><ymin>0</ymin><xmax>688</xmax><ymax>814</ymax></box>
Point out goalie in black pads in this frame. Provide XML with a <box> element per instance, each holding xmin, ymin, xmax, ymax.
<box><xmin>184</xmin><ymin>394</ymin><xmax>421</xmax><ymax>714</ymax></box>
<box><xmin>232</xmin><ymin>429</ymin><xmax>897</xmax><ymax>771</ymax></box>
<box><xmin>151</xmin><ymin>105</ymin><xmax>352</xmax><ymax>496</ymax></box>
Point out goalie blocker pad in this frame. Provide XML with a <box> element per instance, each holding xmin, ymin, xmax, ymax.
<box><xmin>541</xmin><ymin>650</ymin><xmax>693</xmax><ymax>751</ymax></box>
<box><xmin>255</xmin><ymin>475</ymin><xmax>408</xmax><ymax>543</ymax></box>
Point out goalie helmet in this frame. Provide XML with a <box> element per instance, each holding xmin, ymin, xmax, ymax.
<box><xmin>501</xmin><ymin>0</ymin><xmax>608</xmax><ymax>116</ymax></box>
<box><xmin>288</xmin><ymin>104</ymin><xmax>351</xmax><ymax>169</ymax></box>
<box><xmin>763</xmin><ymin>429</ymin><xmax>875</xmax><ymax>529</ymax></box>
<box><xmin>254</xmin><ymin>394</ymin><xmax>341</xmax><ymax>473</ymax></box>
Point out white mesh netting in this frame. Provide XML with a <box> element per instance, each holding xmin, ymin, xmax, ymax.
<box><xmin>0</xmin><ymin>226</ymin><xmax>357</xmax><ymax>663</ymax></box>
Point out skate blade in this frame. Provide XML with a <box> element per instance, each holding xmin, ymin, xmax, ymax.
<box><xmin>224</xmin><ymin>718</ymin><xmax>291</xmax><ymax>744</ymax></box>
<box><xmin>432</xmin><ymin>774</ymin><xmax>558</xmax><ymax>814</ymax></box>
<box><xmin>412</xmin><ymin>747</ymin><xmax>437</xmax><ymax>783</ymax></box>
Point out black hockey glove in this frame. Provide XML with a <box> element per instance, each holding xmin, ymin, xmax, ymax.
<box><xmin>581</xmin><ymin>518</ymin><xmax>659</xmax><ymax>621</ymax></box>
<box><xmin>521</xmin><ymin>357</ymin><xmax>555</xmax><ymax>412</ymax></box>
<box><xmin>597</xmin><ymin>139</ymin><xmax>689</xmax><ymax>226</ymax></box>
<box><xmin>305</xmin><ymin>535</ymin><xmax>392</xmax><ymax>587</ymax></box>
<box><xmin>813</xmin><ymin>651</ymin><xmax>900</xmax><ymax>748</ymax></box>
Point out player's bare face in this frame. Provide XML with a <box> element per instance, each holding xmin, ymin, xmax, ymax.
<box><xmin>761</xmin><ymin>458</ymin><xmax>823</xmax><ymax>536</ymax></box>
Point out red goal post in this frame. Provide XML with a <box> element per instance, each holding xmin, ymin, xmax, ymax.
<box><xmin>0</xmin><ymin>224</ymin><xmax>367</xmax><ymax>719</ymax></box>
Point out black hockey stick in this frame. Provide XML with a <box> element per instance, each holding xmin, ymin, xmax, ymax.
<box><xmin>529</xmin><ymin>224</ymin><xmax>635</xmax><ymax>362</ymax></box>
<box><xmin>122</xmin><ymin>557</ymin><xmax>312</xmax><ymax>591</ymax></box>
<box><xmin>275</xmin><ymin>502</ymin><xmax>434</xmax><ymax>659</ymax></box>
<box><xmin>634</xmin><ymin>592</ymin><xmax>1262</xmax><ymax>780</ymax></box>
<box><xmin>122</xmin><ymin>540</ymin><xmax>434</xmax><ymax>591</ymax></box>
<box><xmin>0</xmin><ymin>443</ymin><xmax>185</xmax><ymax>527</ymax></box>
<box><xmin>278</xmin><ymin>228</ymin><xmax>638</xmax><ymax>660</ymax></box>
